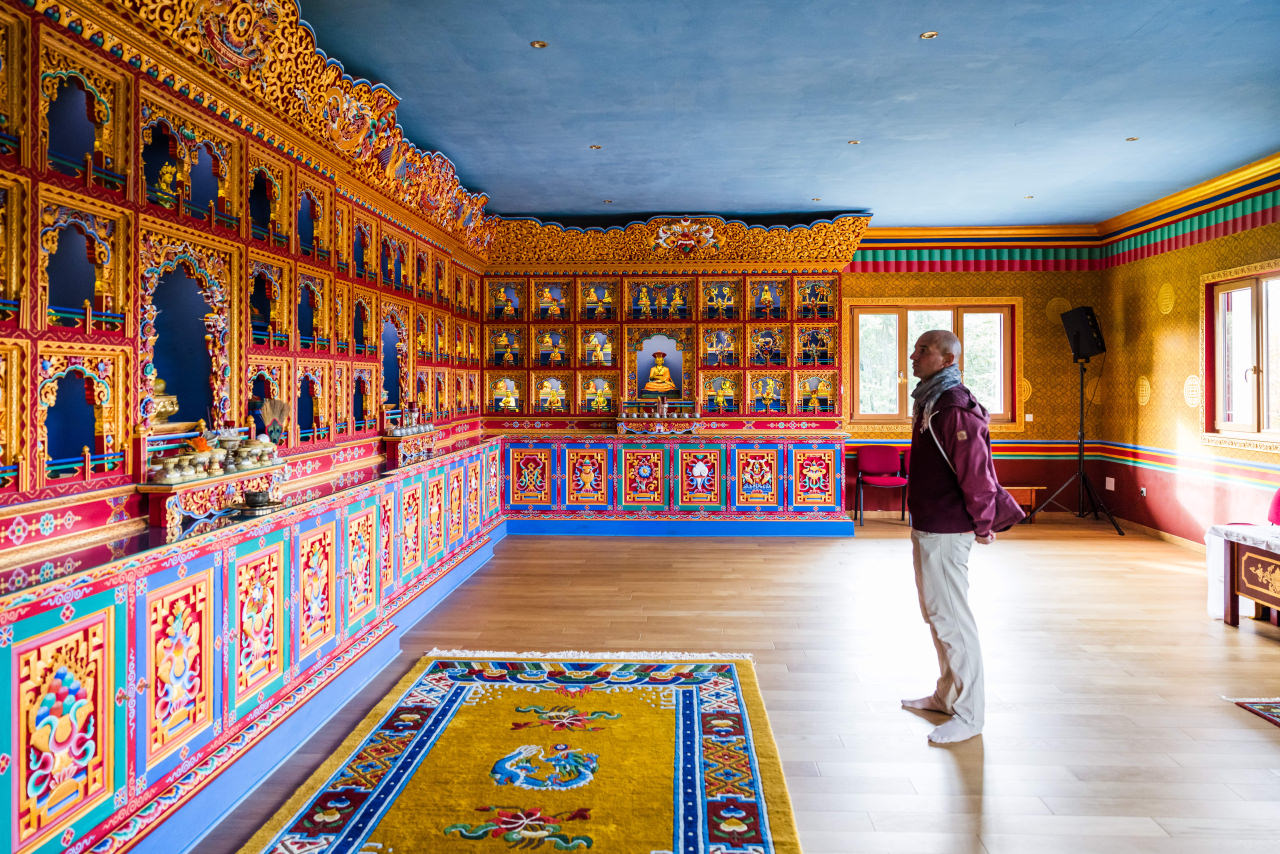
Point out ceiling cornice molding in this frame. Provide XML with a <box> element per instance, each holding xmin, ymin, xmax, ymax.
<box><xmin>862</xmin><ymin>224</ymin><xmax>1102</xmax><ymax>244</ymax></box>
<box><xmin>1098</xmin><ymin>150</ymin><xmax>1280</xmax><ymax>237</ymax></box>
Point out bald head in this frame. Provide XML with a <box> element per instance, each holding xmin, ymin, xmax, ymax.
<box><xmin>921</xmin><ymin>329</ymin><xmax>961</xmax><ymax>361</ymax></box>
<box><xmin>910</xmin><ymin>329</ymin><xmax>962</xmax><ymax>380</ymax></box>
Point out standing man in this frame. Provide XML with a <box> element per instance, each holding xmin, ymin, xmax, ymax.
<box><xmin>903</xmin><ymin>330</ymin><xmax>1023</xmax><ymax>744</ymax></box>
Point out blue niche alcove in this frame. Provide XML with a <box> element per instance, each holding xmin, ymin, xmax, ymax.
<box><xmin>381</xmin><ymin>321</ymin><xmax>400</xmax><ymax>408</ymax></box>
<box><xmin>44</xmin><ymin>373</ymin><xmax>98</xmax><ymax>468</ymax></box>
<box><xmin>141</xmin><ymin>125</ymin><xmax>181</xmax><ymax>206</ymax></box>
<box><xmin>297</xmin><ymin>281</ymin><xmax>317</xmax><ymax>348</ymax></box>
<box><xmin>46</xmin><ymin>78</ymin><xmax>96</xmax><ymax>175</ymax></box>
<box><xmin>299</xmin><ymin>191</ymin><xmax>317</xmax><ymax>254</ymax></box>
<box><xmin>353</xmin><ymin>226</ymin><xmax>368</xmax><ymax>276</ymax></box>
<box><xmin>188</xmin><ymin>142</ymin><xmax>221</xmax><ymax>218</ymax></box>
<box><xmin>249</xmin><ymin>373</ymin><xmax>270</xmax><ymax>436</ymax></box>
<box><xmin>352</xmin><ymin>375</ymin><xmax>368</xmax><ymax>428</ymax></box>
<box><xmin>248</xmin><ymin>169</ymin><xmax>273</xmax><ymax>236</ymax></box>
<box><xmin>152</xmin><ymin>268</ymin><xmax>215</xmax><ymax>425</ymax></box>
<box><xmin>297</xmin><ymin>375</ymin><xmax>317</xmax><ymax>441</ymax></box>
<box><xmin>637</xmin><ymin>333</ymin><xmax>683</xmax><ymax>398</ymax></box>
<box><xmin>45</xmin><ymin>223</ymin><xmax>95</xmax><ymax>325</ymax></box>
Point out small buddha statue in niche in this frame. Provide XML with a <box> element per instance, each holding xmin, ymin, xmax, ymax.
<box><xmin>541</xmin><ymin>380</ymin><xmax>564</xmax><ymax>411</ymax></box>
<box><xmin>590</xmin><ymin>383</ymin><xmax>610</xmax><ymax>411</ymax></box>
<box><xmin>759</xmin><ymin>284</ymin><xmax>774</xmax><ymax>313</ymax></box>
<box><xmin>643</xmin><ymin>351</ymin><xmax>677</xmax><ymax>395</ymax></box>
<box><xmin>495</xmin><ymin>381</ymin><xmax>518</xmax><ymax>411</ymax></box>
<box><xmin>586</xmin><ymin>334</ymin><xmax>603</xmax><ymax>363</ymax></box>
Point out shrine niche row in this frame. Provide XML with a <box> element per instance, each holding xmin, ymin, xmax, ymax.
<box><xmin>0</xmin><ymin>13</ymin><xmax>486</xmax><ymax>505</ymax></box>
<box><xmin>482</xmin><ymin>275</ymin><xmax>839</xmax><ymax>415</ymax></box>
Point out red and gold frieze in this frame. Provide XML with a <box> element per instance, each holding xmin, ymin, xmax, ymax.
<box><xmin>487</xmin><ymin>215</ymin><xmax>869</xmax><ymax>270</ymax></box>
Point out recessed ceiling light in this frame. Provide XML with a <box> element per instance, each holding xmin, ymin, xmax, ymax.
<box><xmin>602</xmin><ymin>199</ymin><xmax>613</xmax><ymax>204</ymax></box>
<box><xmin>920</xmin><ymin>31</ymin><xmax>939</xmax><ymax>39</ymax></box>
<box><xmin>1125</xmin><ymin>136</ymin><xmax>1139</xmax><ymax>141</ymax></box>
<box><xmin>589</xmin><ymin>145</ymin><xmax>602</xmax><ymax>150</ymax></box>
<box><xmin>847</xmin><ymin>139</ymin><xmax>861</xmax><ymax>144</ymax></box>
<box><xmin>530</xmin><ymin>40</ymin><xmax>547</xmax><ymax>48</ymax></box>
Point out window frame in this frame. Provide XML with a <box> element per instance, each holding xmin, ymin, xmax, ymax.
<box><xmin>848</xmin><ymin>300</ymin><xmax>1017</xmax><ymax>425</ymax></box>
<box><xmin>1210</xmin><ymin>274</ymin><xmax>1280</xmax><ymax>437</ymax></box>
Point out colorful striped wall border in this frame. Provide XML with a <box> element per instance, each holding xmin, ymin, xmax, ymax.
<box><xmin>845</xmin><ymin>171</ymin><xmax>1280</xmax><ymax>273</ymax></box>
<box><xmin>846</xmin><ymin>439</ymin><xmax>1280</xmax><ymax>492</ymax></box>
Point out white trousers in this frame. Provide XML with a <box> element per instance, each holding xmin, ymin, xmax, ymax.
<box><xmin>911</xmin><ymin>529</ymin><xmax>984</xmax><ymax>730</ymax></box>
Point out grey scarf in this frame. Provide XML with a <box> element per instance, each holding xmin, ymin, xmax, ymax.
<box><xmin>911</xmin><ymin>364</ymin><xmax>962</xmax><ymax>422</ymax></box>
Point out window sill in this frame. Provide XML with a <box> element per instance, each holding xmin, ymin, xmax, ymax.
<box><xmin>1203</xmin><ymin>432</ymin><xmax>1280</xmax><ymax>453</ymax></box>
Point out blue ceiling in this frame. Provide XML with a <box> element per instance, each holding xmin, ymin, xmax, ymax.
<box><xmin>296</xmin><ymin>0</ymin><xmax>1280</xmax><ymax>228</ymax></box>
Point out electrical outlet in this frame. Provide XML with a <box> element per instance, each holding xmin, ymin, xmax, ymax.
<box><xmin>1025</xmin><ymin>413</ymin><xmax>1034</xmax><ymax>421</ymax></box>
<box><xmin>1105</xmin><ymin>476</ymin><xmax>1115</xmax><ymax>491</ymax></box>
<box><xmin>1139</xmin><ymin>487</ymin><xmax>1147</xmax><ymax>497</ymax></box>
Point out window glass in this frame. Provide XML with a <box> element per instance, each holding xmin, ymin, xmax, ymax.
<box><xmin>857</xmin><ymin>313</ymin><xmax>898</xmax><ymax>415</ymax></box>
<box><xmin>1266</xmin><ymin>279</ymin><xmax>1280</xmax><ymax>430</ymax></box>
<box><xmin>907</xmin><ymin>310</ymin><xmax>952</xmax><ymax>346</ymax></box>
<box><xmin>962</xmin><ymin>312</ymin><xmax>1004</xmax><ymax>413</ymax></box>
<box><xmin>1219</xmin><ymin>286</ymin><xmax>1255</xmax><ymax>426</ymax></box>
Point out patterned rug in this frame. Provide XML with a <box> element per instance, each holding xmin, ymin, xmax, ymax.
<box><xmin>1235</xmin><ymin>698</ymin><xmax>1280</xmax><ymax>728</ymax></box>
<box><xmin>243</xmin><ymin>651</ymin><xmax>801</xmax><ymax>853</ymax></box>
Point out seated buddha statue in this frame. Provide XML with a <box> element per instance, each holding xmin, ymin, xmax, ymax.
<box><xmin>541</xmin><ymin>380</ymin><xmax>564</xmax><ymax>411</ymax></box>
<box><xmin>643</xmin><ymin>351</ymin><xmax>677</xmax><ymax>395</ymax></box>
<box><xmin>590</xmin><ymin>384</ymin><xmax>610</xmax><ymax>411</ymax></box>
<box><xmin>495</xmin><ymin>382</ymin><xmax>518</xmax><ymax>410</ymax></box>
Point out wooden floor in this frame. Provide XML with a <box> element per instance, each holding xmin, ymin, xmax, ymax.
<box><xmin>197</xmin><ymin>517</ymin><xmax>1280</xmax><ymax>854</ymax></box>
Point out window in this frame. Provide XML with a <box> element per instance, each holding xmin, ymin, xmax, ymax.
<box><xmin>851</xmin><ymin>303</ymin><xmax>1014</xmax><ymax>422</ymax></box>
<box><xmin>1212</xmin><ymin>276</ymin><xmax>1280</xmax><ymax>434</ymax></box>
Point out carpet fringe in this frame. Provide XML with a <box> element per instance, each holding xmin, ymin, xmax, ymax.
<box><xmin>1225</xmin><ymin>696</ymin><xmax>1280</xmax><ymax>702</ymax></box>
<box><xmin>426</xmin><ymin>647</ymin><xmax>755</xmax><ymax>661</ymax></box>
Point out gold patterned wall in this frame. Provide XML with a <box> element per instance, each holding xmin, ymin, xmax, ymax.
<box><xmin>1099</xmin><ymin>221</ymin><xmax>1280</xmax><ymax>462</ymax></box>
<box><xmin>840</xmin><ymin>269</ymin><xmax>1104</xmax><ymax>440</ymax></box>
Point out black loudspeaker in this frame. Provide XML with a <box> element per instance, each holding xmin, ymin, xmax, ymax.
<box><xmin>1060</xmin><ymin>306</ymin><xmax>1106</xmax><ymax>361</ymax></box>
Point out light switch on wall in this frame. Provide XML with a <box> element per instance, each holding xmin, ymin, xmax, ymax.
<box><xmin>1025</xmin><ymin>413</ymin><xmax>1034</xmax><ymax>421</ymax></box>
<box><xmin>1104</xmin><ymin>476</ymin><xmax>1115</xmax><ymax>491</ymax></box>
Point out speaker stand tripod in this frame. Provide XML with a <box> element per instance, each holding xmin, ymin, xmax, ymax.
<box><xmin>1027</xmin><ymin>359</ymin><xmax>1123</xmax><ymax>535</ymax></box>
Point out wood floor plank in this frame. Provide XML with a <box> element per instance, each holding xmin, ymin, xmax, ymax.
<box><xmin>192</xmin><ymin>518</ymin><xmax>1280</xmax><ymax>854</ymax></box>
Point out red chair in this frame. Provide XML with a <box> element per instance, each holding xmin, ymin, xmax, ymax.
<box><xmin>1268</xmin><ymin>486</ymin><xmax>1280</xmax><ymax>524</ymax></box>
<box><xmin>854</xmin><ymin>445</ymin><xmax>908</xmax><ymax>525</ymax></box>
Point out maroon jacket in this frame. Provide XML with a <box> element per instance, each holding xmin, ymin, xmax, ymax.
<box><xmin>908</xmin><ymin>385</ymin><xmax>1006</xmax><ymax>537</ymax></box>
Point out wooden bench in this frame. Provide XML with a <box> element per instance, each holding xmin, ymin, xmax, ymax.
<box><xmin>1003</xmin><ymin>485</ymin><xmax>1045</xmax><ymax>523</ymax></box>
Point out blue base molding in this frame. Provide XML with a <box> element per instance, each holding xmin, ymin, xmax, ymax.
<box><xmin>504</xmin><ymin>518</ymin><xmax>855</xmax><ymax>536</ymax></box>
<box><xmin>160</xmin><ymin>533</ymin><xmax>504</xmax><ymax>854</ymax></box>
